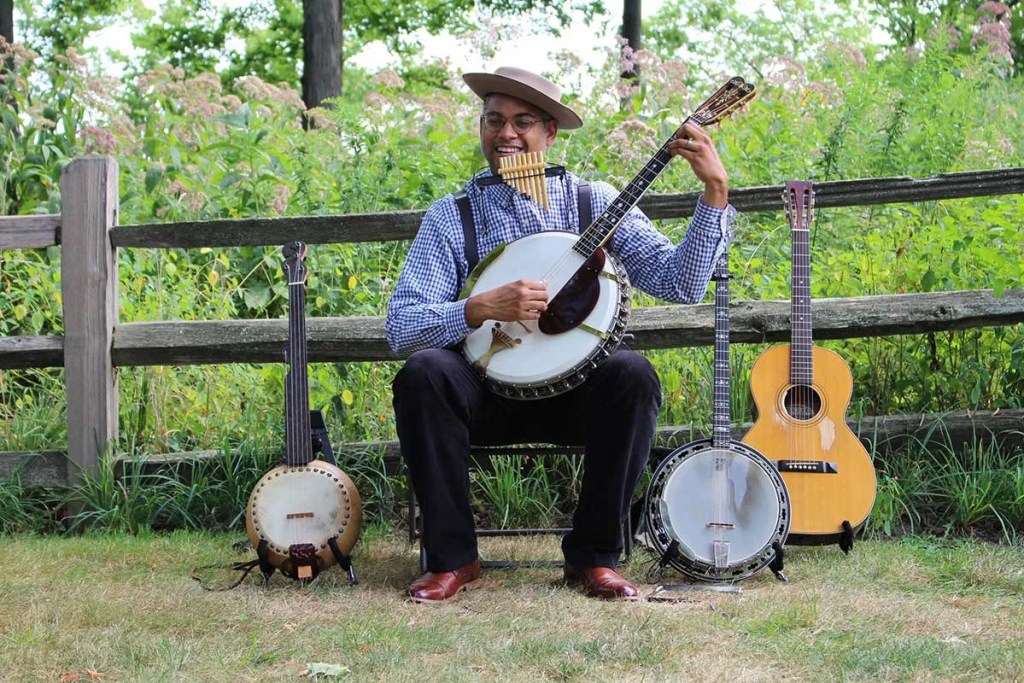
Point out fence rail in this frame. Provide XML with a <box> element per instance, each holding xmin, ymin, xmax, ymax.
<box><xmin>1</xmin><ymin>157</ymin><xmax>1023</xmax><ymax>485</ymax></box>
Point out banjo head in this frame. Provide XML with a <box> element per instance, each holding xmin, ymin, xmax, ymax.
<box><xmin>644</xmin><ymin>439</ymin><xmax>790</xmax><ymax>583</ymax></box>
<box><xmin>462</xmin><ymin>231</ymin><xmax>631</xmax><ymax>399</ymax></box>
<box><xmin>246</xmin><ymin>459</ymin><xmax>362</xmax><ymax>578</ymax></box>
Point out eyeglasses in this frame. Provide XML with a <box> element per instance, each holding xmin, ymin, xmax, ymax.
<box><xmin>480</xmin><ymin>113</ymin><xmax>551</xmax><ymax>134</ymax></box>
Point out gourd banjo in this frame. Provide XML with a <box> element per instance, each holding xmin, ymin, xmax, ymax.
<box><xmin>461</xmin><ymin>77</ymin><xmax>756</xmax><ymax>400</ymax></box>
<box><xmin>245</xmin><ymin>242</ymin><xmax>362</xmax><ymax>583</ymax></box>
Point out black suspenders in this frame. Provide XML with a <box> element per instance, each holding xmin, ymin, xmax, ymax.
<box><xmin>455</xmin><ymin>181</ymin><xmax>593</xmax><ymax>273</ymax></box>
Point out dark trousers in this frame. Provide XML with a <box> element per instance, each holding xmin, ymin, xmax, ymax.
<box><xmin>392</xmin><ymin>347</ymin><xmax>661</xmax><ymax>572</ymax></box>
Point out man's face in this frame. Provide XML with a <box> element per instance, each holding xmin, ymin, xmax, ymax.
<box><xmin>479</xmin><ymin>94</ymin><xmax>558</xmax><ymax>174</ymax></box>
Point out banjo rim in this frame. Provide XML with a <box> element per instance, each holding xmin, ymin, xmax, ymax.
<box><xmin>245</xmin><ymin>459</ymin><xmax>363</xmax><ymax>577</ymax></box>
<box><xmin>643</xmin><ymin>439</ymin><xmax>790</xmax><ymax>583</ymax></box>
<box><xmin>461</xmin><ymin>232</ymin><xmax>632</xmax><ymax>400</ymax></box>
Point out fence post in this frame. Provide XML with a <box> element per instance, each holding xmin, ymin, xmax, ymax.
<box><xmin>60</xmin><ymin>156</ymin><xmax>119</xmax><ymax>486</ymax></box>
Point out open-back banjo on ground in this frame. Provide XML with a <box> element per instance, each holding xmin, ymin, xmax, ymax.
<box><xmin>461</xmin><ymin>77</ymin><xmax>756</xmax><ymax>400</ymax></box>
<box><xmin>245</xmin><ymin>242</ymin><xmax>362</xmax><ymax>583</ymax></box>
<box><xmin>643</xmin><ymin>251</ymin><xmax>791</xmax><ymax>583</ymax></box>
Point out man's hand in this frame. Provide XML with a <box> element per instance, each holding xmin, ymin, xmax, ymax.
<box><xmin>465</xmin><ymin>280</ymin><xmax>548</xmax><ymax>328</ymax></box>
<box><xmin>666</xmin><ymin>122</ymin><xmax>729</xmax><ymax>208</ymax></box>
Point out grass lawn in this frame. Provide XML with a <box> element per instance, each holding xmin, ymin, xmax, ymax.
<box><xmin>1</xmin><ymin>531</ymin><xmax>1022</xmax><ymax>682</ymax></box>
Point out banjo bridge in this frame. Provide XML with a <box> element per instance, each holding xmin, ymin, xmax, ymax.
<box><xmin>286</xmin><ymin>511</ymin><xmax>315</xmax><ymax>519</ymax></box>
<box><xmin>707</xmin><ymin>522</ymin><xmax>736</xmax><ymax>529</ymax></box>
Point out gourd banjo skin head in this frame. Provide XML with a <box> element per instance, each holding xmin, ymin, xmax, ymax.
<box><xmin>245</xmin><ymin>459</ymin><xmax>363</xmax><ymax>579</ymax></box>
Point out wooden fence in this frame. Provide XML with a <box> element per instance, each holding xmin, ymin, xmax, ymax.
<box><xmin>2</xmin><ymin>156</ymin><xmax>1024</xmax><ymax>487</ymax></box>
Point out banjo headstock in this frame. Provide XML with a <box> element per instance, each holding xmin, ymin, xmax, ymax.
<box><xmin>680</xmin><ymin>76</ymin><xmax>756</xmax><ymax>132</ymax></box>
<box><xmin>282</xmin><ymin>241</ymin><xmax>308</xmax><ymax>286</ymax></box>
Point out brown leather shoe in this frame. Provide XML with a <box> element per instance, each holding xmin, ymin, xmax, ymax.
<box><xmin>407</xmin><ymin>559</ymin><xmax>482</xmax><ymax>603</ymax></box>
<box><xmin>564</xmin><ymin>563</ymin><xmax>639</xmax><ymax>600</ymax></box>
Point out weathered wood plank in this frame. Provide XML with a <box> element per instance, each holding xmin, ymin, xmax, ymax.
<box><xmin>0</xmin><ymin>451</ymin><xmax>68</xmax><ymax>487</ymax></box>
<box><xmin>0</xmin><ymin>214</ymin><xmax>61</xmax><ymax>248</ymax></box>
<box><xmin>103</xmin><ymin>289</ymin><xmax>1023</xmax><ymax>366</ymax></box>
<box><xmin>631</xmin><ymin>289</ymin><xmax>1024</xmax><ymax>349</ymax></box>
<box><xmin>0</xmin><ymin>335</ymin><xmax>63</xmax><ymax>369</ymax></box>
<box><xmin>111</xmin><ymin>210</ymin><xmax>424</xmax><ymax>248</ymax></box>
<box><xmin>5</xmin><ymin>289</ymin><xmax>1021</xmax><ymax>369</ymax></box>
<box><xmin>109</xmin><ymin>168</ymin><xmax>1024</xmax><ymax>249</ymax></box>
<box><xmin>111</xmin><ymin>316</ymin><xmax>393</xmax><ymax>366</ymax></box>
<box><xmin>643</xmin><ymin>167</ymin><xmax>1024</xmax><ymax>219</ymax></box>
<box><xmin>60</xmin><ymin>156</ymin><xmax>120</xmax><ymax>484</ymax></box>
<box><xmin>5</xmin><ymin>409</ymin><xmax>1018</xmax><ymax>490</ymax></box>
<box><xmin>336</xmin><ymin>408</ymin><xmax>1024</xmax><ymax>466</ymax></box>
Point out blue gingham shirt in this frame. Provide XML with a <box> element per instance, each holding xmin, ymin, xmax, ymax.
<box><xmin>386</xmin><ymin>169</ymin><xmax>736</xmax><ymax>354</ymax></box>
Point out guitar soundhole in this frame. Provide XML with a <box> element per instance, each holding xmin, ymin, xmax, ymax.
<box><xmin>538</xmin><ymin>249</ymin><xmax>605</xmax><ymax>335</ymax></box>
<box><xmin>783</xmin><ymin>384</ymin><xmax>822</xmax><ymax>421</ymax></box>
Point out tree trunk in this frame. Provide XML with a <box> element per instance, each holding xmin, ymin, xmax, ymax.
<box><xmin>302</xmin><ymin>0</ymin><xmax>342</xmax><ymax>111</ymax></box>
<box><xmin>621</xmin><ymin>0</ymin><xmax>641</xmax><ymax>80</ymax></box>
<box><xmin>0</xmin><ymin>0</ymin><xmax>12</xmax><ymax>45</ymax></box>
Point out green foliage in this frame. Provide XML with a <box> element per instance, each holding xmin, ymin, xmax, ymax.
<box><xmin>472</xmin><ymin>454</ymin><xmax>576</xmax><ymax>528</ymax></box>
<box><xmin>2</xmin><ymin>5</ymin><xmax>1024</xmax><ymax>537</ymax></box>
<box><xmin>867</xmin><ymin>423</ymin><xmax>1024</xmax><ymax>543</ymax></box>
<box><xmin>647</xmin><ymin>0</ymin><xmax>879</xmax><ymax>82</ymax></box>
<box><xmin>17</xmin><ymin>0</ymin><xmax>146</xmax><ymax>56</ymax></box>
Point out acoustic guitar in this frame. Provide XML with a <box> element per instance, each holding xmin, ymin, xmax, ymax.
<box><xmin>741</xmin><ymin>181</ymin><xmax>876</xmax><ymax>548</ymax></box>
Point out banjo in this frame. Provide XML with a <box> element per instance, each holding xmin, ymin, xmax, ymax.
<box><xmin>245</xmin><ymin>242</ymin><xmax>362</xmax><ymax>583</ymax></box>
<box><xmin>642</xmin><ymin>251</ymin><xmax>791</xmax><ymax>583</ymax></box>
<box><xmin>461</xmin><ymin>77</ymin><xmax>756</xmax><ymax>400</ymax></box>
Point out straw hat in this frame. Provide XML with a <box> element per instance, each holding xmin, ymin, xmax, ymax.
<box><xmin>462</xmin><ymin>66</ymin><xmax>583</xmax><ymax>130</ymax></box>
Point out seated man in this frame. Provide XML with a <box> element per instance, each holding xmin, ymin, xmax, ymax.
<box><xmin>386</xmin><ymin>66</ymin><xmax>735</xmax><ymax>602</ymax></box>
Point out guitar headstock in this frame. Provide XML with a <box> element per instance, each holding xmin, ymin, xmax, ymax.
<box><xmin>783</xmin><ymin>181</ymin><xmax>815</xmax><ymax>232</ymax></box>
<box><xmin>685</xmin><ymin>76</ymin><xmax>756</xmax><ymax>130</ymax></box>
<box><xmin>282</xmin><ymin>241</ymin><xmax>309</xmax><ymax>286</ymax></box>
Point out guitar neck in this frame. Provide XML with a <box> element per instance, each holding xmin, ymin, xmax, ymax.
<box><xmin>712</xmin><ymin>252</ymin><xmax>732</xmax><ymax>449</ymax></box>
<box><xmin>284</xmin><ymin>243</ymin><xmax>313</xmax><ymax>467</ymax></box>
<box><xmin>785</xmin><ymin>181</ymin><xmax>815</xmax><ymax>386</ymax></box>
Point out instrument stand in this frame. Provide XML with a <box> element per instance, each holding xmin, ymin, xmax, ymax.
<box><xmin>839</xmin><ymin>520</ymin><xmax>854</xmax><ymax>554</ymax></box>
<box><xmin>768</xmin><ymin>541</ymin><xmax>788</xmax><ymax>582</ymax></box>
<box><xmin>328</xmin><ymin>537</ymin><xmax>359</xmax><ymax>586</ymax></box>
<box><xmin>309</xmin><ymin>409</ymin><xmax>335</xmax><ymax>464</ymax></box>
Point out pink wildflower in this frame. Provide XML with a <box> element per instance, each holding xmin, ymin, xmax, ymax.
<box><xmin>79</xmin><ymin>125</ymin><xmax>118</xmax><ymax>155</ymax></box>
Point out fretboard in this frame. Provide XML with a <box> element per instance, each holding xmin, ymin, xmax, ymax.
<box><xmin>785</xmin><ymin>181</ymin><xmax>815</xmax><ymax>386</ymax></box>
<box><xmin>712</xmin><ymin>252</ymin><xmax>732</xmax><ymax>449</ymax></box>
<box><xmin>572</xmin><ymin>141</ymin><xmax>676</xmax><ymax>258</ymax></box>
<box><xmin>283</xmin><ymin>244</ymin><xmax>312</xmax><ymax>466</ymax></box>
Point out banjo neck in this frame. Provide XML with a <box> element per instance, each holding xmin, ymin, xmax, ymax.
<box><xmin>711</xmin><ymin>251</ymin><xmax>732</xmax><ymax>450</ymax></box>
<box><xmin>282</xmin><ymin>241</ymin><xmax>313</xmax><ymax>467</ymax></box>
<box><xmin>573</xmin><ymin>77</ymin><xmax>755</xmax><ymax>261</ymax></box>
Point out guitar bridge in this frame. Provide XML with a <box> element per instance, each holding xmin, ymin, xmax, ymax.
<box><xmin>776</xmin><ymin>460</ymin><xmax>839</xmax><ymax>474</ymax></box>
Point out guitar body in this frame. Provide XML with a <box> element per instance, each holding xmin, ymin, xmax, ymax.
<box><xmin>743</xmin><ymin>343</ymin><xmax>876</xmax><ymax>540</ymax></box>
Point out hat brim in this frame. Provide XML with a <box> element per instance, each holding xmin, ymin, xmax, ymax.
<box><xmin>462</xmin><ymin>72</ymin><xmax>583</xmax><ymax>130</ymax></box>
